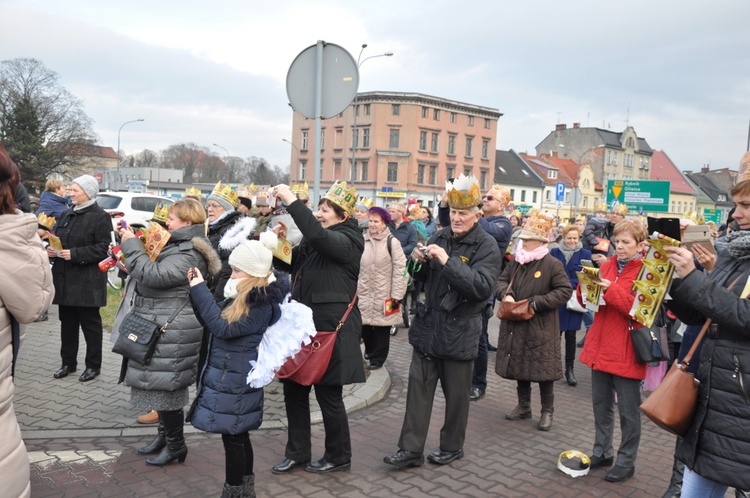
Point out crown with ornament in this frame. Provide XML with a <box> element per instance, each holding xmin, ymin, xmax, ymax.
<box><xmin>37</xmin><ymin>212</ymin><xmax>56</xmax><ymax>230</ymax></box>
<box><xmin>487</xmin><ymin>184</ymin><xmax>512</xmax><ymax>205</ymax></box>
<box><xmin>446</xmin><ymin>174</ymin><xmax>482</xmax><ymax>210</ymax></box>
<box><xmin>511</xmin><ymin>209</ymin><xmax>523</xmax><ymax>219</ymax></box>
<box><xmin>211</xmin><ymin>181</ymin><xmax>239</xmax><ymax>209</ymax></box>
<box><xmin>151</xmin><ymin>202</ymin><xmax>170</xmax><ymax>224</ymax></box>
<box><xmin>683</xmin><ymin>210</ymin><xmax>705</xmax><ymax>225</ymax></box>
<box><xmin>291</xmin><ymin>181</ymin><xmax>310</xmax><ymax>201</ymax></box>
<box><xmin>519</xmin><ymin>209</ymin><xmax>555</xmax><ymax>242</ymax></box>
<box><xmin>576</xmin><ymin>214</ymin><xmax>587</xmax><ymax>222</ymax></box>
<box><xmin>358</xmin><ymin>197</ymin><xmax>375</xmax><ymax>209</ymax></box>
<box><xmin>594</xmin><ymin>200</ymin><xmax>608</xmax><ymax>213</ymax></box>
<box><xmin>738</xmin><ymin>152</ymin><xmax>750</xmax><ymax>183</ymax></box>
<box><xmin>611</xmin><ymin>202</ymin><xmax>628</xmax><ymax>216</ymax></box>
<box><xmin>324</xmin><ymin>180</ymin><xmax>358</xmax><ymax>215</ymax></box>
<box><xmin>184</xmin><ymin>186</ymin><xmax>203</xmax><ymax>199</ymax></box>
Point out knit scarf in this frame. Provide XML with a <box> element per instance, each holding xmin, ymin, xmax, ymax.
<box><xmin>514</xmin><ymin>239</ymin><xmax>549</xmax><ymax>265</ymax></box>
<box><xmin>616</xmin><ymin>254</ymin><xmax>642</xmax><ymax>275</ymax></box>
<box><xmin>725</xmin><ymin>229</ymin><xmax>750</xmax><ymax>261</ymax></box>
<box><xmin>73</xmin><ymin>199</ymin><xmax>96</xmax><ymax>211</ymax></box>
<box><xmin>558</xmin><ymin>241</ymin><xmax>582</xmax><ymax>263</ymax></box>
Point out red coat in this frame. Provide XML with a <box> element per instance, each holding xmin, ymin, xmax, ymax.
<box><xmin>578</xmin><ymin>256</ymin><xmax>647</xmax><ymax>380</ymax></box>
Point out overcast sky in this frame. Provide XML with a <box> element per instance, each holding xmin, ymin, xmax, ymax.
<box><xmin>2</xmin><ymin>0</ymin><xmax>749</xmax><ymax>174</ymax></box>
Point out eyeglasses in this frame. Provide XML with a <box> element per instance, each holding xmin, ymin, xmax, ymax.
<box><xmin>482</xmin><ymin>195</ymin><xmax>497</xmax><ymax>201</ymax></box>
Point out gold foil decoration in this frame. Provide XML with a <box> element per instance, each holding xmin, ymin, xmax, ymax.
<box><xmin>629</xmin><ymin>234</ymin><xmax>679</xmax><ymax>327</ymax></box>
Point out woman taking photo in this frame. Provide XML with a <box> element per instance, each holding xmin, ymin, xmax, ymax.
<box><xmin>271</xmin><ymin>181</ymin><xmax>364</xmax><ymax>475</ymax></box>
<box><xmin>549</xmin><ymin>224</ymin><xmax>591</xmax><ymax>386</ymax></box>
<box><xmin>495</xmin><ymin>211</ymin><xmax>572</xmax><ymax>431</ymax></box>
<box><xmin>359</xmin><ymin>206</ymin><xmax>407</xmax><ymax>370</ymax></box>
<box><xmin>578</xmin><ymin>218</ymin><xmax>647</xmax><ymax>483</ymax></box>
<box><xmin>188</xmin><ymin>232</ymin><xmax>289</xmax><ymax>498</ymax></box>
<box><xmin>663</xmin><ymin>173</ymin><xmax>750</xmax><ymax>497</ymax></box>
<box><xmin>118</xmin><ymin>198</ymin><xmax>221</xmax><ymax>466</ymax></box>
<box><xmin>48</xmin><ymin>175</ymin><xmax>111</xmax><ymax>382</ymax></box>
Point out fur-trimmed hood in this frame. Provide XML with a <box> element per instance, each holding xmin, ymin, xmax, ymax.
<box><xmin>219</xmin><ymin>216</ymin><xmax>257</xmax><ymax>252</ymax></box>
<box><xmin>192</xmin><ymin>236</ymin><xmax>223</xmax><ymax>279</ymax></box>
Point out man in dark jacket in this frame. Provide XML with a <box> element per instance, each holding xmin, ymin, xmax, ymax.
<box><xmin>438</xmin><ymin>184</ymin><xmax>512</xmax><ymax>401</ymax></box>
<box><xmin>387</xmin><ymin>201</ymin><xmax>418</xmax><ymax>257</ymax></box>
<box><xmin>384</xmin><ymin>176</ymin><xmax>502</xmax><ymax>469</ymax></box>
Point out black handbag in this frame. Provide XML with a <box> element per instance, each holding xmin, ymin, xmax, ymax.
<box><xmin>112</xmin><ymin>291</ymin><xmax>189</xmax><ymax>366</ymax></box>
<box><xmin>629</xmin><ymin>320</ymin><xmax>665</xmax><ymax>364</ymax></box>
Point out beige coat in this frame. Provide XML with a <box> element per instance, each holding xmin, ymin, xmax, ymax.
<box><xmin>0</xmin><ymin>212</ymin><xmax>54</xmax><ymax>498</ymax></box>
<box><xmin>357</xmin><ymin>229</ymin><xmax>408</xmax><ymax>327</ymax></box>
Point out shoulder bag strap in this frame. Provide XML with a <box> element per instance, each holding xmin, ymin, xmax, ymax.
<box><xmin>335</xmin><ymin>290</ymin><xmax>359</xmax><ymax>331</ymax></box>
<box><xmin>681</xmin><ymin>272</ymin><xmax>746</xmax><ymax>368</ymax></box>
<box><xmin>505</xmin><ymin>264</ymin><xmax>521</xmax><ymax>295</ymax></box>
<box><xmin>162</xmin><ymin>298</ymin><xmax>190</xmax><ymax>332</ymax></box>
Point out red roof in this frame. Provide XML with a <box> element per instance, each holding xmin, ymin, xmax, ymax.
<box><xmin>518</xmin><ymin>153</ymin><xmax>575</xmax><ymax>186</ymax></box>
<box><xmin>650</xmin><ymin>150</ymin><xmax>695</xmax><ymax>195</ymax></box>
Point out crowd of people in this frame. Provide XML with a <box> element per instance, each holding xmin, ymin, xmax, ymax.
<box><xmin>4</xmin><ymin>135</ymin><xmax>750</xmax><ymax>497</ymax></box>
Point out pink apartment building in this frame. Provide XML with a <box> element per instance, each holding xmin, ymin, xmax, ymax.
<box><xmin>288</xmin><ymin>91</ymin><xmax>501</xmax><ymax>207</ymax></box>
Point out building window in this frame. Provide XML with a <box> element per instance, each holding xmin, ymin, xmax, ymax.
<box><xmin>446</xmin><ymin>166</ymin><xmax>454</xmax><ymax>180</ymax></box>
<box><xmin>334</xmin><ymin>160</ymin><xmax>341</xmax><ymax>179</ymax></box>
<box><xmin>465</xmin><ymin>137</ymin><xmax>473</xmax><ymax>157</ymax></box>
<box><xmin>464</xmin><ymin>166</ymin><xmax>472</xmax><ymax>176</ymax></box>
<box><xmin>533</xmin><ymin>191</ymin><xmax>538</xmax><ymax>203</ymax></box>
<box><xmin>302</xmin><ymin>131</ymin><xmax>309</xmax><ymax>150</ymax></box>
<box><xmin>547</xmin><ymin>170</ymin><xmax>557</xmax><ymax>179</ymax></box>
<box><xmin>364</xmin><ymin>103</ymin><xmax>370</xmax><ymax>115</ymax></box>
<box><xmin>360</xmin><ymin>160</ymin><xmax>368</xmax><ymax>181</ymax></box>
<box><xmin>484</xmin><ymin>118</ymin><xmax>490</xmax><ymax>129</ymax></box>
<box><xmin>583</xmin><ymin>197</ymin><xmax>588</xmax><ymax>208</ymax></box>
<box><xmin>352</xmin><ymin>129</ymin><xmax>358</xmax><ymax>149</ymax></box>
<box><xmin>450</xmin><ymin>112</ymin><xmax>456</xmax><ymax>123</ymax></box>
<box><xmin>678</xmin><ymin>201</ymin><xmax>682</xmax><ymax>212</ymax></box>
<box><xmin>546</xmin><ymin>190</ymin><xmax>551</xmax><ymax>201</ymax></box>
<box><xmin>626</xmin><ymin>137</ymin><xmax>634</xmax><ymax>148</ymax></box>
<box><xmin>433</xmin><ymin>109</ymin><xmax>440</xmax><ymax>120</ymax></box>
<box><xmin>510</xmin><ymin>188</ymin><xmax>515</xmax><ymax>198</ymax></box>
<box><xmin>389</xmin><ymin>129</ymin><xmax>399</xmax><ymax>149</ymax></box>
<box><xmin>482</xmin><ymin>139</ymin><xmax>489</xmax><ymax>159</ymax></box>
<box><xmin>480</xmin><ymin>170</ymin><xmax>487</xmax><ymax>189</ymax></box>
<box><xmin>320</xmin><ymin>130</ymin><xmax>324</xmax><ymax>150</ymax></box>
<box><xmin>448</xmin><ymin>135</ymin><xmax>456</xmax><ymax>156</ymax></box>
<box><xmin>392</xmin><ymin>104</ymin><xmax>400</xmax><ymax>116</ymax></box>
<box><xmin>362</xmin><ymin>128</ymin><xmax>370</xmax><ymax>148</ymax></box>
<box><xmin>335</xmin><ymin>129</ymin><xmax>343</xmax><ymax>149</ymax></box>
<box><xmin>299</xmin><ymin>160</ymin><xmax>307</xmax><ymax>180</ymax></box>
<box><xmin>354</xmin><ymin>104</ymin><xmax>360</xmax><ymax>116</ymax></box>
<box><xmin>419</xmin><ymin>131</ymin><xmax>427</xmax><ymax>151</ymax></box>
<box><xmin>431</xmin><ymin>132</ymin><xmax>439</xmax><ymax>153</ymax></box>
<box><xmin>350</xmin><ymin>160</ymin><xmax>357</xmax><ymax>182</ymax></box>
<box><xmin>468</xmin><ymin>115</ymin><xmax>474</xmax><ymax>126</ymax></box>
<box><xmin>418</xmin><ymin>164</ymin><xmax>425</xmax><ymax>184</ymax></box>
<box><xmin>521</xmin><ymin>190</ymin><xmax>526</xmax><ymax>202</ymax></box>
<box><xmin>387</xmin><ymin>162</ymin><xmax>398</xmax><ymax>182</ymax></box>
<box><xmin>672</xmin><ymin>201</ymin><xmax>675</xmax><ymax>212</ymax></box>
<box><xmin>429</xmin><ymin>165</ymin><xmax>437</xmax><ymax>185</ymax></box>
<box><xmin>422</xmin><ymin>107</ymin><xmax>428</xmax><ymax>118</ymax></box>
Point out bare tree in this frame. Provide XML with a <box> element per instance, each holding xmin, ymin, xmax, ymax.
<box><xmin>161</xmin><ymin>143</ymin><xmax>205</xmax><ymax>182</ymax></box>
<box><xmin>134</xmin><ymin>149</ymin><xmax>160</xmax><ymax>169</ymax></box>
<box><xmin>0</xmin><ymin>58</ymin><xmax>96</xmax><ymax>187</ymax></box>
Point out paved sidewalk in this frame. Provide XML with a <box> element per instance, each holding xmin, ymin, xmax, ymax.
<box><xmin>18</xmin><ymin>307</ymin><xmax>716</xmax><ymax>497</ymax></box>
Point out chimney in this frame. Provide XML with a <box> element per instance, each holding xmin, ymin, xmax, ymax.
<box><xmin>552</xmin><ymin>151</ymin><xmax>558</xmax><ymax>158</ymax></box>
<box><xmin>573</xmin><ymin>122</ymin><xmax>580</xmax><ymax>129</ymax></box>
<box><xmin>701</xmin><ymin>165</ymin><xmax>710</xmax><ymax>173</ymax></box>
<box><xmin>555</xmin><ymin>124</ymin><xmax>567</xmax><ymax>131</ymax></box>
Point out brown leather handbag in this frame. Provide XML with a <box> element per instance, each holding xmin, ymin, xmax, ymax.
<box><xmin>496</xmin><ymin>265</ymin><xmax>535</xmax><ymax>321</ymax></box>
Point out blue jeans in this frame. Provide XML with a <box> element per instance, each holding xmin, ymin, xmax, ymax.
<box><xmin>471</xmin><ymin>304</ymin><xmax>493</xmax><ymax>390</ymax></box>
<box><xmin>681</xmin><ymin>467</ymin><xmax>728</xmax><ymax>498</ymax></box>
<box><xmin>582</xmin><ymin>310</ymin><xmax>594</xmax><ymax>330</ymax></box>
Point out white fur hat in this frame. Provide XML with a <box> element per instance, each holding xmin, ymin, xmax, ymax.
<box><xmin>228</xmin><ymin>231</ymin><xmax>278</xmax><ymax>279</ymax></box>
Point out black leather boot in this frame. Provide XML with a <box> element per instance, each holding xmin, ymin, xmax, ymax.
<box><xmin>146</xmin><ymin>410</ymin><xmax>187</xmax><ymax>466</ymax></box>
<box><xmin>506</xmin><ymin>386</ymin><xmax>532</xmax><ymax>420</ymax></box>
<box><xmin>565</xmin><ymin>365</ymin><xmax>578</xmax><ymax>386</ymax></box>
<box><xmin>137</xmin><ymin>417</ymin><xmax>166</xmax><ymax>455</ymax></box>
<box><xmin>538</xmin><ymin>394</ymin><xmax>554</xmax><ymax>431</ymax></box>
<box><xmin>661</xmin><ymin>438</ymin><xmax>684</xmax><ymax>498</ymax></box>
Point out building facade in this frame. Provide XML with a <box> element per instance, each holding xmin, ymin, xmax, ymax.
<box><xmin>288</xmin><ymin>91</ymin><xmax>502</xmax><ymax>207</ymax></box>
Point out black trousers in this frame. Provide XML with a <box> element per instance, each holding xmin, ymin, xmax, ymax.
<box><xmin>561</xmin><ymin>330</ymin><xmax>577</xmax><ymax>368</ymax></box>
<box><xmin>361</xmin><ymin>325</ymin><xmax>391</xmax><ymax>367</ymax></box>
<box><xmin>59</xmin><ymin>305</ymin><xmax>103</xmax><ymax>370</ymax></box>
<box><xmin>282</xmin><ymin>382</ymin><xmax>351</xmax><ymax>465</ymax></box>
<box><xmin>222</xmin><ymin>432</ymin><xmax>253</xmax><ymax>486</ymax></box>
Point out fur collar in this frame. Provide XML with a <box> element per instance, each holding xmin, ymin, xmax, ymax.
<box><xmin>219</xmin><ymin>216</ymin><xmax>257</xmax><ymax>251</ymax></box>
<box><xmin>192</xmin><ymin>236</ymin><xmax>223</xmax><ymax>278</ymax></box>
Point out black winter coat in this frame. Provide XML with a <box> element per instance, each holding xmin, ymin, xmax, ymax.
<box><xmin>668</xmin><ymin>250</ymin><xmax>750</xmax><ymax>490</ymax></box>
<box><xmin>207</xmin><ymin>210</ymin><xmax>243</xmax><ymax>301</ymax></box>
<box><xmin>408</xmin><ymin>223</ymin><xmax>502</xmax><ymax>361</ymax></box>
<box><xmin>51</xmin><ymin>202</ymin><xmax>111</xmax><ymax>307</ymax></box>
<box><xmin>286</xmin><ymin>200</ymin><xmax>365</xmax><ymax>386</ymax></box>
<box><xmin>188</xmin><ymin>273</ymin><xmax>289</xmax><ymax>434</ymax></box>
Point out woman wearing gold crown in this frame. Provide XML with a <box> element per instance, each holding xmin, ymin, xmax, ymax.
<box><xmin>495</xmin><ymin>210</ymin><xmax>572</xmax><ymax>431</ymax></box>
<box><xmin>270</xmin><ymin>181</ymin><xmax>365</xmax><ymax>475</ymax></box>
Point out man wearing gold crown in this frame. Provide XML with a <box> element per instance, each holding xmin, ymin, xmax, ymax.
<box><xmin>384</xmin><ymin>175</ymin><xmax>502</xmax><ymax>469</ymax></box>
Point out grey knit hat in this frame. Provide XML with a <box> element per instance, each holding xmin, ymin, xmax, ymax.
<box><xmin>72</xmin><ymin>174</ymin><xmax>99</xmax><ymax>200</ymax></box>
<box><xmin>207</xmin><ymin>193</ymin><xmax>234</xmax><ymax>212</ymax></box>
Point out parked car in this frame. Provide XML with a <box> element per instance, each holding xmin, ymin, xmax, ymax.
<box><xmin>96</xmin><ymin>192</ymin><xmax>174</xmax><ymax>231</ymax></box>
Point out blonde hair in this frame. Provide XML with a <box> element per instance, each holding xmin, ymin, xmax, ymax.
<box><xmin>561</xmin><ymin>224</ymin><xmax>581</xmax><ymax>237</ymax></box>
<box><xmin>169</xmin><ymin>198</ymin><xmax>206</xmax><ymax>225</ymax></box>
<box><xmin>221</xmin><ymin>275</ymin><xmax>270</xmax><ymax>323</ymax></box>
<box><xmin>45</xmin><ymin>179</ymin><xmax>64</xmax><ymax>192</ymax></box>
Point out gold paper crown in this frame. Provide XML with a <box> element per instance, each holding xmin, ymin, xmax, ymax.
<box><xmin>487</xmin><ymin>185</ymin><xmax>512</xmax><ymax>205</ymax></box>
<box><xmin>291</xmin><ymin>181</ymin><xmax>310</xmax><ymax>201</ymax></box>
<box><xmin>739</xmin><ymin>152</ymin><xmax>750</xmax><ymax>183</ymax></box>
<box><xmin>612</xmin><ymin>202</ymin><xmax>628</xmax><ymax>216</ymax></box>
<box><xmin>184</xmin><ymin>186</ymin><xmax>202</xmax><ymax>199</ymax></box>
<box><xmin>447</xmin><ymin>174</ymin><xmax>482</xmax><ymax>210</ymax></box>
<box><xmin>594</xmin><ymin>201</ymin><xmax>608</xmax><ymax>213</ymax></box>
<box><xmin>237</xmin><ymin>184</ymin><xmax>253</xmax><ymax>198</ymax></box>
<box><xmin>521</xmin><ymin>209</ymin><xmax>554</xmax><ymax>240</ymax></box>
<box><xmin>37</xmin><ymin>212</ymin><xmax>56</xmax><ymax>230</ymax></box>
<box><xmin>511</xmin><ymin>210</ymin><xmax>522</xmax><ymax>219</ymax></box>
<box><xmin>683</xmin><ymin>210</ymin><xmax>705</xmax><ymax>225</ymax></box>
<box><xmin>246</xmin><ymin>183</ymin><xmax>259</xmax><ymax>195</ymax></box>
<box><xmin>576</xmin><ymin>214</ymin><xmax>587</xmax><ymax>222</ymax></box>
<box><xmin>210</xmin><ymin>181</ymin><xmax>239</xmax><ymax>209</ymax></box>
<box><xmin>151</xmin><ymin>202</ymin><xmax>170</xmax><ymax>224</ymax></box>
<box><xmin>358</xmin><ymin>197</ymin><xmax>375</xmax><ymax>209</ymax></box>
<box><xmin>143</xmin><ymin>222</ymin><xmax>171</xmax><ymax>262</ymax></box>
<box><xmin>324</xmin><ymin>180</ymin><xmax>358</xmax><ymax>215</ymax></box>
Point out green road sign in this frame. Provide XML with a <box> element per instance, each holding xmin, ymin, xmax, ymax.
<box><xmin>606</xmin><ymin>180</ymin><xmax>670</xmax><ymax>213</ymax></box>
<box><xmin>702</xmin><ymin>208</ymin><xmax>722</xmax><ymax>225</ymax></box>
<box><xmin>516</xmin><ymin>204</ymin><xmax>533</xmax><ymax>214</ymax></box>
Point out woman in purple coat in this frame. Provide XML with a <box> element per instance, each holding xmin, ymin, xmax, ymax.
<box><xmin>549</xmin><ymin>224</ymin><xmax>591</xmax><ymax>386</ymax></box>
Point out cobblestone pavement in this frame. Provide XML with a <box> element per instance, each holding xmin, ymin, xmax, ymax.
<box><xmin>17</xmin><ymin>306</ymin><xmax>721</xmax><ymax>497</ymax></box>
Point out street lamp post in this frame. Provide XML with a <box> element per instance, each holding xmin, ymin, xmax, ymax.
<box><xmin>282</xmin><ymin>138</ymin><xmax>300</xmax><ymax>181</ymax></box>
<box><xmin>116</xmin><ymin>118</ymin><xmax>144</xmax><ymax>191</ymax></box>
<box><xmin>212</xmin><ymin>143</ymin><xmax>230</xmax><ymax>183</ymax></box>
<box><xmin>350</xmin><ymin>44</ymin><xmax>394</xmax><ymax>187</ymax></box>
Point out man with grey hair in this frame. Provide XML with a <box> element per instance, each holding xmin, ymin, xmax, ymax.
<box><xmin>384</xmin><ymin>176</ymin><xmax>502</xmax><ymax>469</ymax></box>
